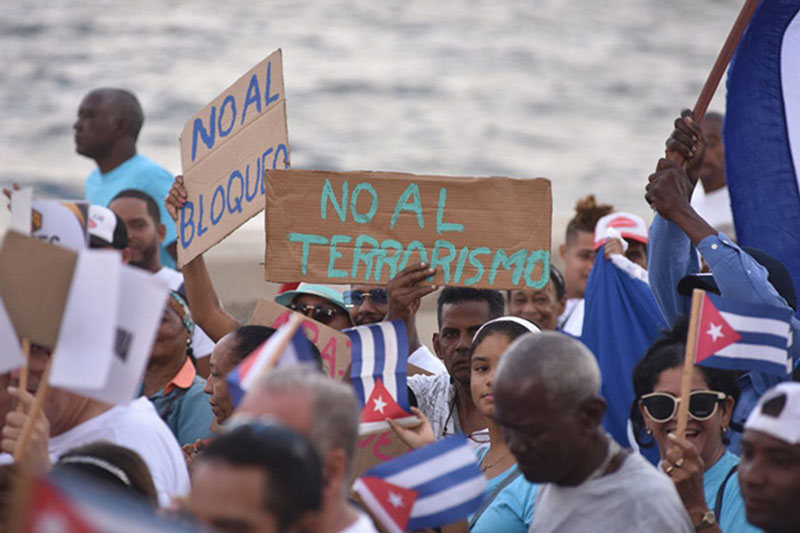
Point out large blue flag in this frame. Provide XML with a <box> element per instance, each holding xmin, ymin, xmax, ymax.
<box><xmin>726</xmin><ymin>0</ymin><xmax>800</xmax><ymax>319</ymax></box>
<box><xmin>581</xmin><ymin>248</ymin><xmax>667</xmax><ymax>464</ymax></box>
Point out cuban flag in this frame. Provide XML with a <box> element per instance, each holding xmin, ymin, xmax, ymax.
<box><xmin>694</xmin><ymin>291</ymin><xmax>793</xmax><ymax>376</ymax></box>
<box><xmin>346</xmin><ymin>320</ymin><xmax>416</xmax><ymax>434</ymax></box>
<box><xmin>226</xmin><ymin>314</ymin><xmax>315</xmax><ymax>407</ymax></box>
<box><xmin>581</xmin><ymin>248</ymin><xmax>666</xmax><ymax>465</ymax></box>
<box><xmin>353</xmin><ymin>436</ymin><xmax>486</xmax><ymax>532</ymax></box>
<box><xmin>726</xmin><ymin>0</ymin><xmax>800</xmax><ymax>318</ymax></box>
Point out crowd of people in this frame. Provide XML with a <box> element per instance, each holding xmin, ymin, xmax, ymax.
<box><xmin>1</xmin><ymin>85</ymin><xmax>800</xmax><ymax>533</ymax></box>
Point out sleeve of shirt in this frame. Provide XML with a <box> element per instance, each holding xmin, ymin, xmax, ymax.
<box><xmin>647</xmin><ymin>214</ymin><xmax>699</xmax><ymax>325</ymax></box>
<box><xmin>698</xmin><ymin>232</ymin><xmax>800</xmax><ymax>367</ymax></box>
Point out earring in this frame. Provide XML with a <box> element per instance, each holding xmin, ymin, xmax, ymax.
<box><xmin>722</xmin><ymin>426</ymin><xmax>729</xmax><ymax>434</ymax></box>
<box><xmin>646</xmin><ymin>428</ymin><xmax>653</xmax><ymax>436</ymax></box>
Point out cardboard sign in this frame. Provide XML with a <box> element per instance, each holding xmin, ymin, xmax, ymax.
<box><xmin>248</xmin><ymin>298</ymin><xmax>351</xmax><ymax>380</ymax></box>
<box><xmin>0</xmin><ymin>231</ymin><xmax>78</xmax><ymax>348</ymax></box>
<box><xmin>265</xmin><ymin>169</ymin><xmax>552</xmax><ymax>289</ymax></box>
<box><xmin>178</xmin><ymin>49</ymin><xmax>290</xmax><ymax>267</ymax></box>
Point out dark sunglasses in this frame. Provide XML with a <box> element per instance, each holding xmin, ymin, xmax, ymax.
<box><xmin>288</xmin><ymin>302</ymin><xmax>339</xmax><ymax>325</ymax></box>
<box><xmin>343</xmin><ymin>288</ymin><xmax>388</xmax><ymax>308</ymax></box>
<box><xmin>641</xmin><ymin>390</ymin><xmax>727</xmax><ymax>423</ymax></box>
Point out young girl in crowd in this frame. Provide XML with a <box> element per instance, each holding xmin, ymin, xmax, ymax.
<box><xmin>391</xmin><ymin>316</ymin><xmax>540</xmax><ymax>532</ymax></box>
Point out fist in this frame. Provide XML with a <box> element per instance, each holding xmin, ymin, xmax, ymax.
<box><xmin>645</xmin><ymin>158</ymin><xmax>694</xmax><ymax>222</ymax></box>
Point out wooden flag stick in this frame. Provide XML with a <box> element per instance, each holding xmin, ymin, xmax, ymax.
<box><xmin>15</xmin><ymin>339</ymin><xmax>30</xmax><ymax>414</ymax></box>
<box><xmin>13</xmin><ymin>359</ymin><xmax>51</xmax><ymax>462</ymax></box>
<box><xmin>676</xmin><ymin>289</ymin><xmax>705</xmax><ymax>439</ymax></box>
<box><xmin>668</xmin><ymin>0</ymin><xmax>760</xmax><ymax>166</ymax></box>
<box><xmin>254</xmin><ymin>313</ymin><xmax>305</xmax><ymax>383</ymax></box>
<box><xmin>691</xmin><ymin>0</ymin><xmax>761</xmax><ymax>124</ymax></box>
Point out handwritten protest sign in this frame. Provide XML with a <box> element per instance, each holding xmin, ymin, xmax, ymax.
<box><xmin>265</xmin><ymin>170</ymin><xmax>552</xmax><ymax>289</ymax></box>
<box><xmin>178</xmin><ymin>49</ymin><xmax>289</xmax><ymax>267</ymax></box>
<box><xmin>248</xmin><ymin>298</ymin><xmax>351</xmax><ymax>380</ymax></box>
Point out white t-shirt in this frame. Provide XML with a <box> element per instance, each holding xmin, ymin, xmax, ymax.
<box><xmin>529</xmin><ymin>452</ymin><xmax>693</xmax><ymax>533</ymax></box>
<box><xmin>559</xmin><ymin>298</ymin><xmax>584</xmax><ymax>337</ymax></box>
<box><xmin>339</xmin><ymin>509</ymin><xmax>378</xmax><ymax>533</ymax></box>
<box><xmin>153</xmin><ymin>267</ymin><xmax>216</xmax><ymax>358</ymax></box>
<box><xmin>49</xmin><ymin>397</ymin><xmax>190</xmax><ymax>507</ymax></box>
<box><xmin>408</xmin><ymin>345</ymin><xmax>446</xmax><ymax>375</ymax></box>
<box><xmin>691</xmin><ymin>185</ymin><xmax>736</xmax><ymax>238</ymax></box>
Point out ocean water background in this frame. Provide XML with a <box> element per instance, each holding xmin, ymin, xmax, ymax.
<box><xmin>0</xmin><ymin>0</ymin><xmax>739</xmax><ymax>233</ymax></box>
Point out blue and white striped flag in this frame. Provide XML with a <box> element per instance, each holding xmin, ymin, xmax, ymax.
<box><xmin>226</xmin><ymin>315</ymin><xmax>315</xmax><ymax>407</ymax></box>
<box><xmin>353</xmin><ymin>435</ymin><xmax>486</xmax><ymax>532</ymax></box>
<box><xmin>346</xmin><ymin>320</ymin><xmax>415</xmax><ymax>434</ymax></box>
<box><xmin>695</xmin><ymin>292</ymin><xmax>793</xmax><ymax>376</ymax></box>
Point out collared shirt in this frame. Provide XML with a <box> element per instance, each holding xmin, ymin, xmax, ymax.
<box><xmin>146</xmin><ymin>358</ymin><xmax>215</xmax><ymax>446</ymax></box>
<box><xmin>648</xmin><ymin>214</ymin><xmax>800</xmax><ymax>455</ymax></box>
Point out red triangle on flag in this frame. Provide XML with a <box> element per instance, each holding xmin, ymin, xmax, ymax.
<box><xmin>696</xmin><ymin>293</ymin><xmax>742</xmax><ymax>363</ymax></box>
<box><xmin>25</xmin><ymin>479</ymin><xmax>96</xmax><ymax>533</ymax></box>
<box><xmin>361</xmin><ymin>378</ymin><xmax>412</xmax><ymax>423</ymax></box>
<box><xmin>361</xmin><ymin>476</ymin><xmax>418</xmax><ymax>531</ymax></box>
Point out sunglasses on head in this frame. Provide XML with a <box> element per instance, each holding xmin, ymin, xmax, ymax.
<box><xmin>343</xmin><ymin>288</ymin><xmax>388</xmax><ymax>308</ymax></box>
<box><xmin>641</xmin><ymin>390</ymin><xmax>727</xmax><ymax>423</ymax></box>
<box><xmin>288</xmin><ymin>302</ymin><xmax>340</xmax><ymax>325</ymax></box>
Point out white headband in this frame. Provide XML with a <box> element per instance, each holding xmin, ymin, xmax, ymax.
<box><xmin>59</xmin><ymin>456</ymin><xmax>131</xmax><ymax>486</ymax></box>
<box><xmin>473</xmin><ymin>316</ymin><xmax>541</xmax><ymax>343</ymax></box>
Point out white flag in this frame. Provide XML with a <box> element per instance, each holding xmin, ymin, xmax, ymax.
<box><xmin>49</xmin><ymin>249</ymin><xmax>121</xmax><ymax>391</ymax></box>
<box><xmin>0</xmin><ymin>296</ymin><xmax>24</xmax><ymax>373</ymax></box>
<box><xmin>9</xmin><ymin>188</ymin><xmax>32</xmax><ymax>235</ymax></box>
<box><xmin>73</xmin><ymin>266</ymin><xmax>169</xmax><ymax>404</ymax></box>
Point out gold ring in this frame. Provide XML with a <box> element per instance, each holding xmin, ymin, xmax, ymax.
<box><xmin>665</xmin><ymin>465</ymin><xmax>674</xmax><ymax>474</ymax></box>
<box><xmin>675</xmin><ymin>458</ymin><xmax>684</xmax><ymax>468</ymax></box>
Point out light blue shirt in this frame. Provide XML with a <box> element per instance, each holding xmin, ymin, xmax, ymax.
<box><xmin>648</xmin><ymin>214</ymin><xmax>800</xmax><ymax>455</ymax></box>
<box><xmin>705</xmin><ymin>451</ymin><xmax>762</xmax><ymax>532</ymax></box>
<box><xmin>468</xmin><ymin>448</ymin><xmax>537</xmax><ymax>532</ymax></box>
<box><xmin>85</xmin><ymin>154</ymin><xmax>177</xmax><ymax>269</ymax></box>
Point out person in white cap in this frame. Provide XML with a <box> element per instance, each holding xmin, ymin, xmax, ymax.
<box><xmin>593</xmin><ymin>211</ymin><xmax>649</xmax><ymax>271</ymax></box>
<box><xmin>739</xmin><ymin>382</ymin><xmax>800</xmax><ymax>533</ymax></box>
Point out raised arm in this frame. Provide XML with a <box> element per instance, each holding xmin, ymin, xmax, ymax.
<box><xmin>165</xmin><ymin>176</ymin><xmax>240</xmax><ymax>342</ymax></box>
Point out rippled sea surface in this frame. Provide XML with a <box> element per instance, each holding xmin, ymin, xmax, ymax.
<box><xmin>1</xmin><ymin>0</ymin><xmax>739</xmax><ymax>230</ymax></box>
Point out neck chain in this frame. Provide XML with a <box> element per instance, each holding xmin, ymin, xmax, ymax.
<box><xmin>584</xmin><ymin>435</ymin><xmax>620</xmax><ymax>483</ymax></box>
<box><xmin>481</xmin><ymin>449</ymin><xmax>512</xmax><ymax>472</ymax></box>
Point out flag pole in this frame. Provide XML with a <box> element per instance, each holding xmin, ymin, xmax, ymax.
<box><xmin>13</xmin><ymin>359</ymin><xmax>51</xmax><ymax>462</ymax></box>
<box><xmin>255</xmin><ymin>313</ymin><xmax>305</xmax><ymax>382</ymax></box>
<box><xmin>676</xmin><ymin>289</ymin><xmax>705</xmax><ymax>439</ymax></box>
<box><xmin>668</xmin><ymin>0</ymin><xmax>760</xmax><ymax>165</ymax></box>
<box><xmin>15</xmin><ymin>339</ymin><xmax>29</xmax><ymax>414</ymax></box>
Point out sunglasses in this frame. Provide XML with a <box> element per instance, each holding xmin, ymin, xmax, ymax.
<box><xmin>641</xmin><ymin>390</ymin><xmax>727</xmax><ymax>423</ymax></box>
<box><xmin>288</xmin><ymin>302</ymin><xmax>340</xmax><ymax>325</ymax></box>
<box><xmin>343</xmin><ymin>288</ymin><xmax>388</xmax><ymax>308</ymax></box>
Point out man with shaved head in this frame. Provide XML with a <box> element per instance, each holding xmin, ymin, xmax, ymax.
<box><xmin>493</xmin><ymin>331</ymin><xmax>692</xmax><ymax>532</ymax></box>
<box><xmin>75</xmin><ymin>87</ymin><xmax>178</xmax><ymax>267</ymax></box>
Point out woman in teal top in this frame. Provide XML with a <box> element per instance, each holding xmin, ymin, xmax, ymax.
<box><xmin>631</xmin><ymin>319</ymin><xmax>761</xmax><ymax>532</ymax></box>
<box><xmin>391</xmin><ymin>316</ymin><xmax>540</xmax><ymax>532</ymax></box>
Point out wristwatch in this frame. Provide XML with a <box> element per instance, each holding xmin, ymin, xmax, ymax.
<box><xmin>695</xmin><ymin>510</ymin><xmax>716</xmax><ymax>531</ymax></box>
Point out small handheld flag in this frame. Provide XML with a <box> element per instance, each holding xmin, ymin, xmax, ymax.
<box><xmin>695</xmin><ymin>291</ymin><xmax>792</xmax><ymax>376</ymax></box>
<box><xmin>676</xmin><ymin>289</ymin><xmax>793</xmax><ymax>438</ymax></box>
<box><xmin>346</xmin><ymin>321</ymin><xmax>415</xmax><ymax>434</ymax></box>
<box><xmin>353</xmin><ymin>436</ymin><xmax>486</xmax><ymax>532</ymax></box>
<box><xmin>226</xmin><ymin>314</ymin><xmax>314</xmax><ymax>407</ymax></box>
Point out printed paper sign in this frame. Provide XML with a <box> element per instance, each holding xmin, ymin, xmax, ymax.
<box><xmin>178</xmin><ymin>49</ymin><xmax>289</xmax><ymax>267</ymax></box>
<box><xmin>265</xmin><ymin>169</ymin><xmax>552</xmax><ymax>289</ymax></box>
<box><xmin>248</xmin><ymin>297</ymin><xmax>351</xmax><ymax>380</ymax></box>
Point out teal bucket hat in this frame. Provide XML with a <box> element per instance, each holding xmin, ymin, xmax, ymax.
<box><xmin>274</xmin><ymin>283</ymin><xmax>349</xmax><ymax>315</ymax></box>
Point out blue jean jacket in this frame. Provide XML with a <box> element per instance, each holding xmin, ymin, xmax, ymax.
<box><xmin>648</xmin><ymin>214</ymin><xmax>800</xmax><ymax>455</ymax></box>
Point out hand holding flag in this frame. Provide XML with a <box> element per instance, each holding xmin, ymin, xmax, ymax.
<box><xmin>346</xmin><ymin>321</ymin><xmax>417</xmax><ymax>435</ymax></box>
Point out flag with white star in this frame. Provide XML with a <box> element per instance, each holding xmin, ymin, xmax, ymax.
<box><xmin>346</xmin><ymin>320</ymin><xmax>416</xmax><ymax>434</ymax></box>
<box><xmin>694</xmin><ymin>291</ymin><xmax>793</xmax><ymax>375</ymax></box>
<box><xmin>353</xmin><ymin>435</ymin><xmax>486</xmax><ymax>532</ymax></box>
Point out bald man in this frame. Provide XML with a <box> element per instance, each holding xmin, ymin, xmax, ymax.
<box><xmin>493</xmin><ymin>332</ymin><xmax>692</xmax><ymax>532</ymax></box>
<box><xmin>75</xmin><ymin>87</ymin><xmax>177</xmax><ymax>267</ymax></box>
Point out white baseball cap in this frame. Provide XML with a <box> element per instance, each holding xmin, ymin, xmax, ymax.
<box><xmin>593</xmin><ymin>212</ymin><xmax>649</xmax><ymax>250</ymax></box>
<box><xmin>88</xmin><ymin>205</ymin><xmax>128</xmax><ymax>250</ymax></box>
<box><xmin>745</xmin><ymin>382</ymin><xmax>800</xmax><ymax>445</ymax></box>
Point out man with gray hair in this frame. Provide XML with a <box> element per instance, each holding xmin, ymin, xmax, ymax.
<box><xmin>493</xmin><ymin>331</ymin><xmax>692</xmax><ymax>532</ymax></box>
<box><xmin>234</xmin><ymin>366</ymin><xmax>377</xmax><ymax>533</ymax></box>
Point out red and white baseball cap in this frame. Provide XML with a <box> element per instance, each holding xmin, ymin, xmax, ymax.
<box><xmin>593</xmin><ymin>212</ymin><xmax>648</xmax><ymax>250</ymax></box>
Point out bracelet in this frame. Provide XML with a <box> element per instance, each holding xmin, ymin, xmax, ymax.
<box><xmin>694</xmin><ymin>510</ymin><xmax>716</xmax><ymax>531</ymax></box>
